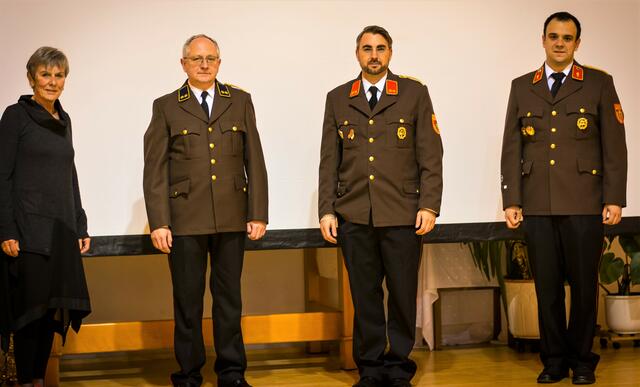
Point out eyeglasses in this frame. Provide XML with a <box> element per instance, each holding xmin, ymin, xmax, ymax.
<box><xmin>184</xmin><ymin>56</ymin><xmax>219</xmax><ymax>65</ymax></box>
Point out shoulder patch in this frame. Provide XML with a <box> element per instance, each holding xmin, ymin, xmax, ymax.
<box><xmin>178</xmin><ymin>84</ymin><xmax>191</xmax><ymax>102</ymax></box>
<box><xmin>614</xmin><ymin>103</ymin><xmax>624</xmax><ymax>124</ymax></box>
<box><xmin>432</xmin><ymin>113</ymin><xmax>441</xmax><ymax>135</ymax></box>
<box><xmin>226</xmin><ymin>83</ymin><xmax>246</xmax><ymax>92</ymax></box>
<box><xmin>386</xmin><ymin>79</ymin><xmax>398</xmax><ymax>95</ymax></box>
<box><xmin>216</xmin><ymin>82</ymin><xmax>231</xmax><ymax>98</ymax></box>
<box><xmin>571</xmin><ymin>65</ymin><xmax>584</xmax><ymax>81</ymax></box>
<box><xmin>349</xmin><ymin>79</ymin><xmax>361</xmax><ymax>98</ymax></box>
<box><xmin>532</xmin><ymin>66</ymin><xmax>544</xmax><ymax>84</ymax></box>
<box><xmin>398</xmin><ymin>74</ymin><xmax>424</xmax><ymax>85</ymax></box>
<box><xmin>582</xmin><ymin>64</ymin><xmax>609</xmax><ymax>75</ymax></box>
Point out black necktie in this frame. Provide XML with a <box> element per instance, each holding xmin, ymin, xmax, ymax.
<box><xmin>200</xmin><ymin>91</ymin><xmax>209</xmax><ymax>119</ymax></box>
<box><xmin>368</xmin><ymin>86</ymin><xmax>378</xmax><ymax>110</ymax></box>
<box><xmin>550</xmin><ymin>72</ymin><xmax>566</xmax><ymax>98</ymax></box>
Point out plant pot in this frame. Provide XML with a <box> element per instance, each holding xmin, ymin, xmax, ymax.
<box><xmin>604</xmin><ymin>295</ymin><xmax>640</xmax><ymax>334</ymax></box>
<box><xmin>504</xmin><ymin>279</ymin><xmax>570</xmax><ymax>339</ymax></box>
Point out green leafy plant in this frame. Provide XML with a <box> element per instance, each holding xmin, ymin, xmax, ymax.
<box><xmin>599</xmin><ymin>235</ymin><xmax>640</xmax><ymax>295</ymax></box>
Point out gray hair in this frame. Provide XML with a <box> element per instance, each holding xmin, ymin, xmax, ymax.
<box><xmin>26</xmin><ymin>46</ymin><xmax>69</xmax><ymax>79</ymax></box>
<box><xmin>182</xmin><ymin>34</ymin><xmax>220</xmax><ymax>57</ymax></box>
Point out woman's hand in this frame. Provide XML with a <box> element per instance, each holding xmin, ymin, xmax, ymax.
<box><xmin>78</xmin><ymin>238</ymin><xmax>91</xmax><ymax>254</ymax></box>
<box><xmin>1</xmin><ymin>239</ymin><xmax>20</xmax><ymax>257</ymax></box>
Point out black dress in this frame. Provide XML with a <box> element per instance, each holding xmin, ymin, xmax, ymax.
<box><xmin>0</xmin><ymin>96</ymin><xmax>91</xmax><ymax>351</ymax></box>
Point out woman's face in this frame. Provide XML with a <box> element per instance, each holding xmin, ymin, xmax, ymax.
<box><xmin>29</xmin><ymin>64</ymin><xmax>66</xmax><ymax>105</ymax></box>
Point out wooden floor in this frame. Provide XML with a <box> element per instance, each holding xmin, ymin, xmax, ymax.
<box><xmin>58</xmin><ymin>343</ymin><xmax>640</xmax><ymax>386</ymax></box>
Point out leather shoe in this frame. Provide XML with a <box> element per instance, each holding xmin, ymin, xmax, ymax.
<box><xmin>218</xmin><ymin>378</ymin><xmax>252</xmax><ymax>387</ymax></box>
<box><xmin>353</xmin><ymin>376</ymin><xmax>383</xmax><ymax>387</ymax></box>
<box><xmin>390</xmin><ymin>378</ymin><xmax>412</xmax><ymax>387</ymax></box>
<box><xmin>537</xmin><ymin>368</ymin><xmax>568</xmax><ymax>383</ymax></box>
<box><xmin>572</xmin><ymin>368</ymin><xmax>596</xmax><ymax>385</ymax></box>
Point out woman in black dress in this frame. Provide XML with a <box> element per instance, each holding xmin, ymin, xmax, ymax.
<box><xmin>0</xmin><ymin>47</ymin><xmax>91</xmax><ymax>387</ymax></box>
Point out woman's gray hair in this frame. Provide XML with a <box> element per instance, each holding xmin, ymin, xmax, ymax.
<box><xmin>182</xmin><ymin>34</ymin><xmax>220</xmax><ymax>57</ymax></box>
<box><xmin>26</xmin><ymin>46</ymin><xmax>69</xmax><ymax>79</ymax></box>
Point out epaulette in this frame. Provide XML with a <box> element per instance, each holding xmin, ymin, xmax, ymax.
<box><xmin>386</xmin><ymin>79</ymin><xmax>398</xmax><ymax>95</ymax></box>
<box><xmin>226</xmin><ymin>83</ymin><xmax>247</xmax><ymax>92</ymax></box>
<box><xmin>216</xmin><ymin>81</ymin><xmax>231</xmax><ymax>98</ymax></box>
<box><xmin>532</xmin><ymin>66</ymin><xmax>544</xmax><ymax>84</ymax></box>
<box><xmin>398</xmin><ymin>74</ymin><xmax>424</xmax><ymax>85</ymax></box>
<box><xmin>178</xmin><ymin>84</ymin><xmax>191</xmax><ymax>102</ymax></box>
<box><xmin>349</xmin><ymin>79</ymin><xmax>361</xmax><ymax>98</ymax></box>
<box><xmin>582</xmin><ymin>64</ymin><xmax>609</xmax><ymax>75</ymax></box>
<box><xmin>571</xmin><ymin>64</ymin><xmax>584</xmax><ymax>81</ymax></box>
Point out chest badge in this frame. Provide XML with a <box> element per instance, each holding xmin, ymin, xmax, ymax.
<box><xmin>347</xmin><ymin>128</ymin><xmax>355</xmax><ymax>140</ymax></box>
<box><xmin>522</xmin><ymin>126</ymin><xmax>535</xmax><ymax>136</ymax></box>
<box><xmin>397</xmin><ymin>126</ymin><xmax>407</xmax><ymax>140</ymax></box>
<box><xmin>577</xmin><ymin>117</ymin><xmax>588</xmax><ymax>130</ymax></box>
<box><xmin>338</xmin><ymin>129</ymin><xmax>344</xmax><ymax>139</ymax></box>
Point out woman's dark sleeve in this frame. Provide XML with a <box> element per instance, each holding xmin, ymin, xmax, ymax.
<box><xmin>0</xmin><ymin>106</ymin><xmax>22</xmax><ymax>242</ymax></box>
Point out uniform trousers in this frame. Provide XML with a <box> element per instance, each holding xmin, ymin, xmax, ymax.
<box><xmin>338</xmin><ymin>217</ymin><xmax>422</xmax><ymax>382</ymax></box>
<box><xmin>14</xmin><ymin>311</ymin><xmax>55</xmax><ymax>384</ymax></box>
<box><xmin>168</xmin><ymin>232</ymin><xmax>247</xmax><ymax>386</ymax></box>
<box><xmin>523</xmin><ymin>215</ymin><xmax>603</xmax><ymax>372</ymax></box>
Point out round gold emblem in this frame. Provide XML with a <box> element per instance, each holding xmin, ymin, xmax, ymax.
<box><xmin>397</xmin><ymin>126</ymin><xmax>407</xmax><ymax>140</ymax></box>
<box><xmin>577</xmin><ymin>117</ymin><xmax>588</xmax><ymax>130</ymax></box>
<box><xmin>525</xmin><ymin>126</ymin><xmax>535</xmax><ymax>136</ymax></box>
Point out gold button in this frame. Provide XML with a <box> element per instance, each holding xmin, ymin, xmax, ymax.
<box><xmin>208</xmin><ymin>127</ymin><xmax>213</xmax><ymax>132</ymax></box>
<box><xmin>580</xmin><ymin>108</ymin><xmax>585</xmax><ymax>113</ymax></box>
<box><xmin>592</xmin><ymin>169</ymin><xmax>597</xmax><ymax>175</ymax></box>
<box><xmin>551</xmin><ymin>127</ymin><xmax>557</xmax><ymax>133</ymax></box>
<box><xmin>527</xmin><ymin>112</ymin><xmax>531</xmax><ymax>117</ymax></box>
<box><xmin>243</xmin><ymin>187</ymin><xmax>247</xmax><ymax>192</ymax></box>
<box><xmin>552</xmin><ymin>110</ymin><xmax>557</xmax><ymax>116</ymax></box>
<box><xmin>416</xmin><ymin>189</ymin><xmax>420</xmax><ymax>193</ymax></box>
<box><xmin>209</xmin><ymin>143</ymin><xmax>215</xmax><ymax>149</ymax></box>
<box><xmin>550</xmin><ymin>143</ymin><xmax>556</xmax><ymax>149</ymax></box>
<box><xmin>550</xmin><ymin>160</ymin><xmax>556</xmax><ymax>166</ymax></box>
<box><xmin>343</xmin><ymin>120</ymin><xmax>349</xmax><ymax>125</ymax></box>
<box><xmin>368</xmin><ymin>119</ymin><xmax>374</xmax><ymax>125</ymax></box>
<box><xmin>368</xmin><ymin>137</ymin><xmax>374</xmax><ymax>143</ymax></box>
<box><xmin>369</xmin><ymin>175</ymin><xmax>375</xmax><ymax>181</ymax></box>
<box><xmin>369</xmin><ymin>156</ymin><xmax>374</xmax><ymax>162</ymax></box>
<box><xmin>399</xmin><ymin>118</ymin><xmax>405</xmax><ymax>123</ymax></box>
<box><xmin>181</xmin><ymin>129</ymin><xmax>188</xmax><ymax>135</ymax></box>
<box><xmin>211</xmin><ymin>175</ymin><xmax>217</xmax><ymax>181</ymax></box>
<box><xmin>232</xmin><ymin>126</ymin><xmax>238</xmax><ymax>132</ymax></box>
<box><xmin>173</xmin><ymin>191</ymin><xmax>178</xmax><ymax>196</ymax></box>
<box><xmin>210</xmin><ymin>158</ymin><xmax>216</xmax><ymax>165</ymax></box>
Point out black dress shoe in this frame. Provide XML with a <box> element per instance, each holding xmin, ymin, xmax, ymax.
<box><xmin>537</xmin><ymin>368</ymin><xmax>568</xmax><ymax>383</ymax></box>
<box><xmin>572</xmin><ymin>368</ymin><xmax>596</xmax><ymax>385</ymax></box>
<box><xmin>390</xmin><ymin>378</ymin><xmax>412</xmax><ymax>387</ymax></box>
<box><xmin>353</xmin><ymin>376</ymin><xmax>383</xmax><ymax>387</ymax></box>
<box><xmin>218</xmin><ymin>378</ymin><xmax>252</xmax><ymax>387</ymax></box>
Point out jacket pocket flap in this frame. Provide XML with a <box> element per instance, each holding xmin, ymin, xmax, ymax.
<box><xmin>566</xmin><ymin>103</ymin><xmax>596</xmax><ymax>115</ymax></box>
<box><xmin>518</xmin><ymin>106</ymin><xmax>543</xmax><ymax>118</ymax></box>
<box><xmin>170</xmin><ymin>125</ymin><xmax>201</xmax><ymax>137</ymax></box>
<box><xmin>385</xmin><ymin>114</ymin><xmax>415</xmax><ymax>124</ymax></box>
<box><xmin>577</xmin><ymin>159</ymin><xmax>602</xmax><ymax>175</ymax></box>
<box><xmin>234</xmin><ymin>175</ymin><xmax>248</xmax><ymax>190</ymax></box>
<box><xmin>220</xmin><ymin>121</ymin><xmax>246</xmax><ymax>133</ymax></box>
<box><xmin>169</xmin><ymin>179</ymin><xmax>190</xmax><ymax>198</ymax></box>
<box><xmin>403</xmin><ymin>181</ymin><xmax>420</xmax><ymax>194</ymax></box>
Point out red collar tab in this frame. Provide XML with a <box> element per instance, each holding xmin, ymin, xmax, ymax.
<box><xmin>349</xmin><ymin>80</ymin><xmax>361</xmax><ymax>98</ymax></box>
<box><xmin>572</xmin><ymin>65</ymin><xmax>584</xmax><ymax>81</ymax></box>
<box><xmin>386</xmin><ymin>79</ymin><xmax>398</xmax><ymax>95</ymax></box>
<box><xmin>532</xmin><ymin>67</ymin><xmax>544</xmax><ymax>84</ymax></box>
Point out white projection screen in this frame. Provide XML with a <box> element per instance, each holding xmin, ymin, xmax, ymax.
<box><xmin>1</xmin><ymin>0</ymin><xmax>638</xmax><ymax>236</ymax></box>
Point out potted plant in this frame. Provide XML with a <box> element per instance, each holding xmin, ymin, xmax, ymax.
<box><xmin>599</xmin><ymin>235</ymin><xmax>640</xmax><ymax>335</ymax></box>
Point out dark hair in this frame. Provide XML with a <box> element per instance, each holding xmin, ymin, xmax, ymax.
<box><xmin>26</xmin><ymin>46</ymin><xmax>69</xmax><ymax>79</ymax></box>
<box><xmin>544</xmin><ymin>12</ymin><xmax>581</xmax><ymax>40</ymax></box>
<box><xmin>356</xmin><ymin>25</ymin><xmax>393</xmax><ymax>48</ymax></box>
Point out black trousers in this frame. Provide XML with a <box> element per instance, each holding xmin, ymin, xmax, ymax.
<box><xmin>338</xmin><ymin>219</ymin><xmax>422</xmax><ymax>381</ymax></box>
<box><xmin>523</xmin><ymin>215</ymin><xmax>603</xmax><ymax>372</ymax></box>
<box><xmin>168</xmin><ymin>232</ymin><xmax>247</xmax><ymax>386</ymax></box>
<box><xmin>13</xmin><ymin>312</ymin><xmax>55</xmax><ymax>384</ymax></box>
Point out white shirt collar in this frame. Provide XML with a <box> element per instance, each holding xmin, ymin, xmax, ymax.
<box><xmin>545</xmin><ymin>62</ymin><xmax>573</xmax><ymax>89</ymax></box>
<box><xmin>188</xmin><ymin>82</ymin><xmax>216</xmax><ymax>114</ymax></box>
<box><xmin>362</xmin><ymin>72</ymin><xmax>388</xmax><ymax>101</ymax></box>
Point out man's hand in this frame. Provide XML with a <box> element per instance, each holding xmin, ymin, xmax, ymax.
<box><xmin>415</xmin><ymin>209</ymin><xmax>436</xmax><ymax>235</ymax></box>
<box><xmin>320</xmin><ymin>214</ymin><xmax>338</xmax><ymax>244</ymax></box>
<box><xmin>151</xmin><ymin>227</ymin><xmax>172</xmax><ymax>253</ymax></box>
<box><xmin>1</xmin><ymin>239</ymin><xmax>19</xmax><ymax>257</ymax></box>
<box><xmin>602</xmin><ymin>204</ymin><xmax>622</xmax><ymax>225</ymax></box>
<box><xmin>78</xmin><ymin>238</ymin><xmax>91</xmax><ymax>254</ymax></box>
<box><xmin>247</xmin><ymin>220</ymin><xmax>267</xmax><ymax>241</ymax></box>
<box><xmin>504</xmin><ymin>206</ymin><xmax>523</xmax><ymax>229</ymax></box>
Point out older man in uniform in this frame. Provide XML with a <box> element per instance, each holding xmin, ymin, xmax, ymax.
<box><xmin>143</xmin><ymin>34</ymin><xmax>268</xmax><ymax>387</ymax></box>
<box><xmin>501</xmin><ymin>12</ymin><xmax>627</xmax><ymax>385</ymax></box>
<box><xmin>318</xmin><ymin>25</ymin><xmax>443</xmax><ymax>387</ymax></box>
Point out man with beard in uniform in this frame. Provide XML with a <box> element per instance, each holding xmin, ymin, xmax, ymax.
<box><xmin>318</xmin><ymin>25</ymin><xmax>443</xmax><ymax>387</ymax></box>
<box><xmin>501</xmin><ymin>12</ymin><xmax>627</xmax><ymax>385</ymax></box>
<box><xmin>144</xmin><ymin>34</ymin><xmax>268</xmax><ymax>387</ymax></box>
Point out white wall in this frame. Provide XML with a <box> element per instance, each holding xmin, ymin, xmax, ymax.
<box><xmin>1</xmin><ymin>0</ymin><xmax>638</xmax><ymax>236</ymax></box>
